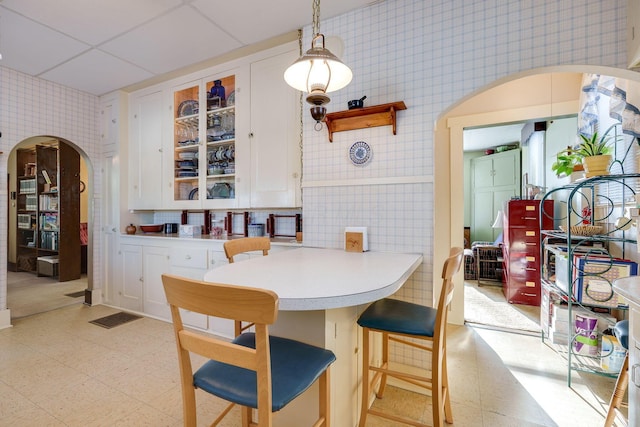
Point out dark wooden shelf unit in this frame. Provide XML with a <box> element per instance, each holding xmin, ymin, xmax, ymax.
<box><xmin>14</xmin><ymin>143</ymin><xmax>81</xmax><ymax>281</ymax></box>
<box><xmin>323</xmin><ymin>101</ymin><xmax>407</xmax><ymax>142</ymax></box>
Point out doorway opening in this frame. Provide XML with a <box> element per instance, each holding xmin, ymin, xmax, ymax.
<box><xmin>7</xmin><ymin>136</ymin><xmax>92</xmax><ymax>319</ymax></box>
<box><xmin>462</xmin><ymin>116</ymin><xmax>578</xmax><ymax>333</ymax></box>
<box><xmin>438</xmin><ymin>66</ymin><xmax>640</xmax><ymax>329</ymax></box>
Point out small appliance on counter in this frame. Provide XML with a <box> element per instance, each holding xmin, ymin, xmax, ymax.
<box><xmin>164</xmin><ymin>223</ymin><xmax>179</xmax><ymax>234</ymax></box>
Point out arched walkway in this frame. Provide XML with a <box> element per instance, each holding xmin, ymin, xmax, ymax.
<box><xmin>435</xmin><ymin>65</ymin><xmax>640</xmax><ymax>325</ymax></box>
<box><xmin>5</xmin><ymin>135</ymin><xmax>93</xmax><ymax>320</ymax></box>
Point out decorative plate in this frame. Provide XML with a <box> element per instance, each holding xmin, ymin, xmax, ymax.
<box><xmin>188</xmin><ymin>187</ymin><xmax>199</xmax><ymax>200</ymax></box>
<box><xmin>349</xmin><ymin>141</ymin><xmax>372</xmax><ymax>165</ymax></box>
<box><xmin>226</xmin><ymin>91</ymin><xmax>235</xmax><ymax>107</ymax></box>
<box><xmin>177</xmin><ymin>100</ymin><xmax>199</xmax><ymax>117</ymax></box>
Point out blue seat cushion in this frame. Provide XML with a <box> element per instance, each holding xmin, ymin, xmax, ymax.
<box><xmin>193</xmin><ymin>333</ymin><xmax>336</xmax><ymax>412</ymax></box>
<box><xmin>357</xmin><ymin>298</ymin><xmax>437</xmax><ymax>337</ymax></box>
<box><xmin>613</xmin><ymin>320</ymin><xmax>629</xmax><ymax>350</ymax></box>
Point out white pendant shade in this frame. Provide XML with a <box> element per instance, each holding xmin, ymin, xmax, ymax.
<box><xmin>284</xmin><ymin>40</ymin><xmax>352</xmax><ymax>94</ymax></box>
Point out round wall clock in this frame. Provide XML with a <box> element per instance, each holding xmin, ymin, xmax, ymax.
<box><xmin>349</xmin><ymin>141</ymin><xmax>372</xmax><ymax>166</ymax></box>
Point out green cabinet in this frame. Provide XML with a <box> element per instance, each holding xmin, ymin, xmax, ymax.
<box><xmin>471</xmin><ymin>149</ymin><xmax>521</xmax><ymax>242</ymax></box>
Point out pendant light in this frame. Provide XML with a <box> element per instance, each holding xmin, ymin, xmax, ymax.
<box><xmin>284</xmin><ymin>0</ymin><xmax>352</xmax><ymax>129</ymax></box>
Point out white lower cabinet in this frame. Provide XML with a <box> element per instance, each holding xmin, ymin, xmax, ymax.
<box><xmin>142</xmin><ymin>245</ymin><xmax>171</xmax><ymax>320</ymax></box>
<box><xmin>206</xmin><ymin>248</ymin><xmax>234</xmax><ymax>339</ymax></box>
<box><xmin>117</xmin><ymin>244</ymin><xmax>143</xmax><ymax>312</ymax></box>
<box><xmin>169</xmin><ymin>246</ymin><xmax>209</xmax><ymax>329</ymax></box>
<box><xmin>115</xmin><ymin>237</ymin><xmax>299</xmax><ymax>336</ymax></box>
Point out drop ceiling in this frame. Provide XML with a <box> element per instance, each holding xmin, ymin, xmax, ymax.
<box><xmin>0</xmin><ymin>0</ymin><xmax>377</xmax><ymax>96</ymax></box>
<box><xmin>464</xmin><ymin>124</ymin><xmax>525</xmax><ymax>152</ymax></box>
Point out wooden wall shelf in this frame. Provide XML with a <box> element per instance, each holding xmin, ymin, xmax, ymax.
<box><xmin>323</xmin><ymin>101</ymin><xmax>407</xmax><ymax>142</ymax></box>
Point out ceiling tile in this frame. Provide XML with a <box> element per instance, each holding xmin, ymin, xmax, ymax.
<box><xmin>39</xmin><ymin>50</ymin><xmax>154</xmax><ymax>95</ymax></box>
<box><xmin>0</xmin><ymin>7</ymin><xmax>89</xmax><ymax>75</ymax></box>
<box><xmin>1</xmin><ymin>0</ymin><xmax>182</xmax><ymax>45</ymax></box>
<box><xmin>192</xmin><ymin>0</ymin><xmax>308</xmax><ymax>45</ymax></box>
<box><xmin>100</xmin><ymin>5</ymin><xmax>242</xmax><ymax>75</ymax></box>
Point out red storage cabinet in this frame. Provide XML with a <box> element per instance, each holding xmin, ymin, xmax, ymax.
<box><xmin>502</xmin><ymin>199</ymin><xmax>554</xmax><ymax>305</ymax></box>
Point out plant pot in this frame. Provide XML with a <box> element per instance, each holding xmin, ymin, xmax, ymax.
<box><xmin>582</xmin><ymin>154</ymin><xmax>612</xmax><ymax>178</ymax></box>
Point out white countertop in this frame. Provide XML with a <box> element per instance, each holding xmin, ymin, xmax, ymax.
<box><xmin>613</xmin><ymin>275</ymin><xmax>640</xmax><ymax>306</ymax></box>
<box><xmin>203</xmin><ymin>247</ymin><xmax>423</xmax><ymax>311</ymax></box>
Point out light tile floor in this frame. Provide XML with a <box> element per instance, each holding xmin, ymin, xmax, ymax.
<box><xmin>0</xmin><ymin>304</ymin><xmax>626</xmax><ymax>427</ymax></box>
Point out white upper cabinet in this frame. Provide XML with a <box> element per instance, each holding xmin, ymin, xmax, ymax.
<box><xmin>249</xmin><ymin>47</ymin><xmax>302</xmax><ymax>208</ymax></box>
<box><xmin>126</xmin><ymin>42</ymin><xmax>301</xmax><ymax>210</ymax></box>
<box><xmin>167</xmin><ymin>69</ymin><xmax>247</xmax><ymax>210</ymax></box>
<box><xmin>128</xmin><ymin>89</ymin><xmax>164</xmax><ymax>209</ymax></box>
<box><xmin>628</xmin><ymin>0</ymin><xmax>640</xmax><ymax>68</ymax></box>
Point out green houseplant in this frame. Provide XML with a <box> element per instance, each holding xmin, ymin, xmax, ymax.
<box><xmin>551</xmin><ymin>146</ymin><xmax>583</xmax><ymax>178</ymax></box>
<box><xmin>576</xmin><ymin>131</ymin><xmax>613</xmax><ymax>177</ymax></box>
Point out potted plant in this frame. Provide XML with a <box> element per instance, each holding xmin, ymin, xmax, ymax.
<box><xmin>551</xmin><ymin>146</ymin><xmax>584</xmax><ymax>178</ymax></box>
<box><xmin>576</xmin><ymin>131</ymin><xmax>613</xmax><ymax>178</ymax></box>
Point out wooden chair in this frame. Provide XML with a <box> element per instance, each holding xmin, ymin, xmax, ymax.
<box><xmin>224</xmin><ymin>236</ymin><xmax>271</xmax><ymax>263</ymax></box>
<box><xmin>162</xmin><ymin>273</ymin><xmax>336</xmax><ymax>427</ymax></box>
<box><xmin>223</xmin><ymin>237</ymin><xmax>271</xmax><ymax>335</ymax></box>
<box><xmin>357</xmin><ymin>247</ymin><xmax>464</xmax><ymax>427</ymax></box>
<box><xmin>604</xmin><ymin>319</ymin><xmax>629</xmax><ymax>427</ymax></box>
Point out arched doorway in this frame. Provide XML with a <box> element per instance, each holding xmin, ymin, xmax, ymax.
<box><xmin>435</xmin><ymin>65</ymin><xmax>640</xmax><ymax>325</ymax></box>
<box><xmin>6</xmin><ymin>136</ymin><xmax>93</xmax><ymax>318</ymax></box>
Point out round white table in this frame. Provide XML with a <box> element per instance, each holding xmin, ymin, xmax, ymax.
<box><xmin>203</xmin><ymin>246</ymin><xmax>423</xmax><ymax>427</ymax></box>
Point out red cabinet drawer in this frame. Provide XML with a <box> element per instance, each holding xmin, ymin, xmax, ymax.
<box><xmin>503</xmin><ymin>284</ymin><xmax>540</xmax><ymax>305</ymax></box>
<box><xmin>507</xmin><ymin>200</ymin><xmax>554</xmax><ymax>229</ymax></box>
<box><xmin>510</xmin><ymin>228</ymin><xmax>541</xmax><ymax>244</ymax></box>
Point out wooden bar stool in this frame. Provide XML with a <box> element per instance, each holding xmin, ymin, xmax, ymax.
<box><xmin>604</xmin><ymin>319</ymin><xmax>629</xmax><ymax>427</ymax></box>
<box><xmin>223</xmin><ymin>237</ymin><xmax>271</xmax><ymax>336</ymax></box>
<box><xmin>357</xmin><ymin>247</ymin><xmax>464</xmax><ymax>427</ymax></box>
<box><xmin>162</xmin><ymin>273</ymin><xmax>336</xmax><ymax>427</ymax></box>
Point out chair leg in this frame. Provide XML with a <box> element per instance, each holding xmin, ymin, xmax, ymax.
<box><xmin>319</xmin><ymin>368</ymin><xmax>331</xmax><ymax>426</ymax></box>
<box><xmin>241</xmin><ymin>406</ymin><xmax>252</xmax><ymax>427</ymax></box>
<box><xmin>442</xmin><ymin>348</ymin><xmax>453</xmax><ymax>424</ymax></box>
<box><xmin>376</xmin><ymin>332</ymin><xmax>390</xmax><ymax>398</ymax></box>
<box><xmin>359</xmin><ymin>327</ymin><xmax>371</xmax><ymax>427</ymax></box>
<box><xmin>604</xmin><ymin>352</ymin><xmax>629</xmax><ymax>427</ymax></box>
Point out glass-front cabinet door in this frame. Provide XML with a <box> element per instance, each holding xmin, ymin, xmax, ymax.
<box><xmin>172</xmin><ymin>72</ymin><xmax>237</xmax><ymax>207</ymax></box>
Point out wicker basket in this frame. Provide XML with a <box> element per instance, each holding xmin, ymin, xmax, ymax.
<box><xmin>560</xmin><ymin>225</ymin><xmax>603</xmax><ymax>236</ymax></box>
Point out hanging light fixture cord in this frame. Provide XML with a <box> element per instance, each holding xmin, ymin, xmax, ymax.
<box><xmin>312</xmin><ymin>0</ymin><xmax>320</xmax><ymax>36</ymax></box>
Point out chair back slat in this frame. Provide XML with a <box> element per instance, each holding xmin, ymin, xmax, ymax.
<box><xmin>178</xmin><ymin>330</ymin><xmax>258</xmax><ymax>370</ymax></box>
<box><xmin>162</xmin><ymin>273</ymin><xmax>278</xmax><ymax>324</ymax></box>
<box><xmin>224</xmin><ymin>237</ymin><xmax>271</xmax><ymax>263</ymax></box>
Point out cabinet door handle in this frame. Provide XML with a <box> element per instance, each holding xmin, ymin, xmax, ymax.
<box><xmin>112</xmin><ymin>228</ymin><xmax>117</xmax><ymax>232</ymax></box>
<box><xmin>185</xmin><ymin>255</ymin><xmax>191</xmax><ymax>260</ymax></box>
<box><xmin>139</xmin><ymin>277</ymin><xmax>144</xmax><ymax>282</ymax></box>
<box><xmin>632</xmin><ymin>364</ymin><xmax>640</xmax><ymax>387</ymax></box>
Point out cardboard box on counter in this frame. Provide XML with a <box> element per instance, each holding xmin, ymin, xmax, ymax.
<box><xmin>179</xmin><ymin>224</ymin><xmax>202</xmax><ymax>238</ymax></box>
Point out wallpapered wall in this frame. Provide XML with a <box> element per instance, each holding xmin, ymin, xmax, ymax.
<box><xmin>0</xmin><ymin>0</ymin><xmax>629</xmax><ymax>368</ymax></box>
<box><xmin>0</xmin><ymin>67</ymin><xmax>101</xmax><ymax>313</ymax></box>
<box><xmin>302</xmin><ymin>0</ymin><xmax>627</xmax><ymax>367</ymax></box>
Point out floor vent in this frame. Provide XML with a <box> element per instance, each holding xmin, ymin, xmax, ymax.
<box><xmin>90</xmin><ymin>312</ymin><xmax>142</xmax><ymax>329</ymax></box>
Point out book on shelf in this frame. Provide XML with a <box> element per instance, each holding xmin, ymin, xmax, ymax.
<box><xmin>39</xmin><ymin>230</ymin><xmax>58</xmax><ymax>251</ymax></box>
<box><xmin>39</xmin><ymin>213</ymin><xmax>58</xmax><ymax>231</ymax></box>
<box><xmin>39</xmin><ymin>194</ymin><xmax>58</xmax><ymax>211</ymax></box>
<box><xmin>574</xmin><ymin>256</ymin><xmax>637</xmax><ymax>308</ymax></box>
<box><xmin>19</xmin><ymin>179</ymin><xmax>36</xmax><ymax>194</ymax></box>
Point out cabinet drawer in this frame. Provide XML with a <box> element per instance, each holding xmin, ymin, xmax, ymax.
<box><xmin>508</xmin><ymin>200</ymin><xmax>554</xmax><ymax>228</ymax></box>
<box><xmin>509</xmin><ymin>255</ymin><xmax>541</xmax><ymax>273</ymax></box>
<box><xmin>503</xmin><ymin>285</ymin><xmax>540</xmax><ymax>306</ymax></box>
<box><xmin>509</xmin><ymin>228</ymin><xmax>541</xmax><ymax>246</ymax></box>
<box><xmin>170</xmin><ymin>247</ymin><xmax>208</xmax><ymax>268</ymax></box>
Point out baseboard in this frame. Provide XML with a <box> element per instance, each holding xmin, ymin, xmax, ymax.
<box><xmin>0</xmin><ymin>308</ymin><xmax>12</xmax><ymax>330</ymax></box>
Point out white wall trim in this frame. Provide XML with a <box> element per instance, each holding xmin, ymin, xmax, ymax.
<box><xmin>302</xmin><ymin>176</ymin><xmax>433</xmax><ymax>188</ymax></box>
<box><xmin>0</xmin><ymin>309</ymin><xmax>12</xmax><ymax>330</ymax></box>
